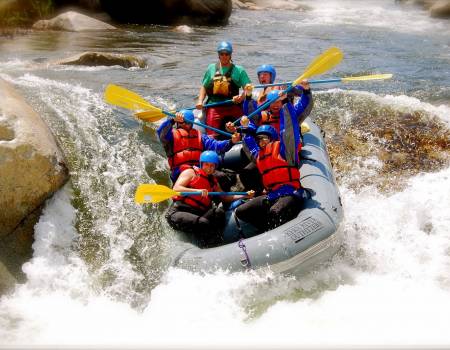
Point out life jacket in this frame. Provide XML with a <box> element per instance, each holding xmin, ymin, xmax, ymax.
<box><xmin>260</xmin><ymin>110</ymin><xmax>280</xmax><ymax>133</ymax></box>
<box><xmin>174</xmin><ymin>166</ymin><xmax>217</xmax><ymax>211</ymax></box>
<box><xmin>168</xmin><ymin>128</ymin><xmax>203</xmax><ymax>170</ymax></box>
<box><xmin>256</xmin><ymin>141</ymin><xmax>300</xmax><ymax>191</ymax></box>
<box><xmin>206</xmin><ymin>63</ymin><xmax>240</xmax><ymax>98</ymax></box>
<box><xmin>257</xmin><ymin>86</ymin><xmax>282</xmax><ymax>105</ymax></box>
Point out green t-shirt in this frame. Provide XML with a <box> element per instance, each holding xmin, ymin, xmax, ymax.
<box><xmin>201</xmin><ymin>63</ymin><xmax>251</xmax><ymax>103</ymax></box>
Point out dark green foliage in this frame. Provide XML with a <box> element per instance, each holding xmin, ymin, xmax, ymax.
<box><xmin>0</xmin><ymin>0</ymin><xmax>54</xmax><ymax>27</ymax></box>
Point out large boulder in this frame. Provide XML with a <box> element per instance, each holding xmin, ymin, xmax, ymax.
<box><xmin>57</xmin><ymin>52</ymin><xmax>147</xmax><ymax>68</ymax></box>
<box><xmin>99</xmin><ymin>0</ymin><xmax>232</xmax><ymax>25</ymax></box>
<box><xmin>0</xmin><ymin>78</ymin><xmax>69</xmax><ymax>290</ymax></box>
<box><xmin>33</xmin><ymin>11</ymin><xmax>116</xmax><ymax>31</ymax></box>
<box><xmin>429</xmin><ymin>0</ymin><xmax>450</xmax><ymax>17</ymax></box>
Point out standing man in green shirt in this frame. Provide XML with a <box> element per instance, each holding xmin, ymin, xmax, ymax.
<box><xmin>196</xmin><ymin>41</ymin><xmax>251</xmax><ymax>139</ymax></box>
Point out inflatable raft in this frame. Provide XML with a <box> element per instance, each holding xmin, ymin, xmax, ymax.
<box><xmin>171</xmin><ymin>117</ymin><xmax>344</xmax><ymax>275</ymax></box>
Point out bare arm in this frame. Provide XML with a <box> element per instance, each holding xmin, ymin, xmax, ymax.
<box><xmin>197</xmin><ymin>86</ymin><xmax>207</xmax><ymax>109</ymax></box>
<box><xmin>173</xmin><ymin>169</ymin><xmax>207</xmax><ymax>197</ymax></box>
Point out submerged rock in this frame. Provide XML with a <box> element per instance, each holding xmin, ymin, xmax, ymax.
<box><xmin>33</xmin><ymin>11</ymin><xmax>116</xmax><ymax>31</ymax></box>
<box><xmin>0</xmin><ymin>78</ymin><xmax>69</xmax><ymax>289</ymax></box>
<box><xmin>57</xmin><ymin>52</ymin><xmax>147</xmax><ymax>68</ymax></box>
<box><xmin>232</xmin><ymin>0</ymin><xmax>310</xmax><ymax>11</ymax></box>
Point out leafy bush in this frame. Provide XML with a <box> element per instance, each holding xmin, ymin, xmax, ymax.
<box><xmin>0</xmin><ymin>0</ymin><xmax>54</xmax><ymax>27</ymax></box>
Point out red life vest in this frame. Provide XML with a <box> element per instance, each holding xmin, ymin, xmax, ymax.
<box><xmin>256</xmin><ymin>141</ymin><xmax>301</xmax><ymax>191</ymax></box>
<box><xmin>168</xmin><ymin>128</ymin><xmax>203</xmax><ymax>170</ymax></box>
<box><xmin>174</xmin><ymin>166</ymin><xmax>218</xmax><ymax>211</ymax></box>
<box><xmin>260</xmin><ymin>110</ymin><xmax>280</xmax><ymax>133</ymax></box>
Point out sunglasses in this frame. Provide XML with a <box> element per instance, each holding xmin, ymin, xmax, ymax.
<box><xmin>256</xmin><ymin>135</ymin><xmax>270</xmax><ymax>141</ymax></box>
<box><xmin>218</xmin><ymin>52</ymin><xmax>231</xmax><ymax>56</ymax></box>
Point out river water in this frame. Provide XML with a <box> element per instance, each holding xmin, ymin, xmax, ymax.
<box><xmin>1</xmin><ymin>0</ymin><xmax>450</xmax><ymax>347</ymax></box>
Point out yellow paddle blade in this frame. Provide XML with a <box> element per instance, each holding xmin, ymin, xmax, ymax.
<box><xmin>104</xmin><ymin>84</ymin><xmax>154</xmax><ymax>111</ymax></box>
<box><xmin>293</xmin><ymin>47</ymin><xmax>344</xmax><ymax>86</ymax></box>
<box><xmin>135</xmin><ymin>184</ymin><xmax>180</xmax><ymax>204</ymax></box>
<box><xmin>134</xmin><ymin>110</ymin><xmax>166</xmax><ymax>122</ymax></box>
<box><xmin>342</xmin><ymin>73</ymin><xmax>393</xmax><ymax>82</ymax></box>
<box><xmin>301</xmin><ymin>122</ymin><xmax>310</xmax><ymax>134</ymax></box>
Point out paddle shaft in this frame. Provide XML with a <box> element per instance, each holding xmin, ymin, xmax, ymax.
<box><xmin>253</xmin><ymin>78</ymin><xmax>342</xmax><ymax>88</ymax></box>
<box><xmin>233</xmin><ymin>84</ymin><xmax>295</xmax><ymax>125</ymax></box>
<box><xmin>163</xmin><ymin>111</ymin><xmax>232</xmax><ymax>138</ymax></box>
<box><xmin>179</xmin><ymin>191</ymin><xmax>248</xmax><ymax>196</ymax></box>
<box><xmin>185</xmin><ymin>99</ymin><xmax>234</xmax><ymax>110</ymax></box>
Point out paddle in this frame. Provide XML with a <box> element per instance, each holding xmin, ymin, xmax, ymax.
<box><xmin>104</xmin><ymin>84</ymin><xmax>232</xmax><ymax>138</ymax></box>
<box><xmin>185</xmin><ymin>99</ymin><xmax>235</xmax><ymax>110</ymax></box>
<box><xmin>135</xmin><ymin>184</ymin><xmax>248</xmax><ymax>204</ymax></box>
<box><xmin>234</xmin><ymin>47</ymin><xmax>344</xmax><ymax>125</ymax></box>
<box><xmin>253</xmin><ymin>73</ymin><xmax>393</xmax><ymax>88</ymax></box>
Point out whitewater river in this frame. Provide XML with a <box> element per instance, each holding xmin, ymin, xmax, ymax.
<box><xmin>1</xmin><ymin>0</ymin><xmax>449</xmax><ymax>347</ymax></box>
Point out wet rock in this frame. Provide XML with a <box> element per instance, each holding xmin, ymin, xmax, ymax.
<box><xmin>0</xmin><ymin>78</ymin><xmax>69</xmax><ymax>288</ymax></box>
<box><xmin>396</xmin><ymin>0</ymin><xmax>450</xmax><ymax>18</ymax></box>
<box><xmin>232</xmin><ymin>0</ymin><xmax>262</xmax><ymax>10</ymax></box>
<box><xmin>0</xmin><ymin>261</ymin><xmax>17</xmax><ymax>295</ymax></box>
<box><xmin>57</xmin><ymin>52</ymin><xmax>147</xmax><ymax>68</ymax></box>
<box><xmin>315</xmin><ymin>93</ymin><xmax>450</xmax><ymax>193</ymax></box>
<box><xmin>429</xmin><ymin>0</ymin><xmax>450</xmax><ymax>17</ymax></box>
<box><xmin>33</xmin><ymin>11</ymin><xmax>116</xmax><ymax>31</ymax></box>
<box><xmin>173</xmin><ymin>25</ymin><xmax>193</xmax><ymax>33</ymax></box>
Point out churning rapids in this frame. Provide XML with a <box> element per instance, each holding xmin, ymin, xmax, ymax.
<box><xmin>1</xmin><ymin>0</ymin><xmax>449</xmax><ymax>347</ymax></box>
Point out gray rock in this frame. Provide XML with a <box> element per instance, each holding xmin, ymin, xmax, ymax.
<box><xmin>57</xmin><ymin>52</ymin><xmax>147</xmax><ymax>68</ymax></box>
<box><xmin>33</xmin><ymin>11</ymin><xmax>116</xmax><ymax>31</ymax></box>
<box><xmin>0</xmin><ymin>260</ymin><xmax>17</xmax><ymax>295</ymax></box>
<box><xmin>0</xmin><ymin>78</ymin><xmax>69</xmax><ymax>288</ymax></box>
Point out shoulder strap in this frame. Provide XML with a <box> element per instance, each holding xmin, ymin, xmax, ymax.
<box><xmin>224</xmin><ymin>63</ymin><xmax>235</xmax><ymax>78</ymax></box>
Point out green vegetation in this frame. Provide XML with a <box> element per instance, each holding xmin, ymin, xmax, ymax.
<box><xmin>0</xmin><ymin>0</ymin><xmax>54</xmax><ymax>27</ymax></box>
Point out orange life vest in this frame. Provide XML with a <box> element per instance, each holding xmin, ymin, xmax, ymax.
<box><xmin>256</xmin><ymin>141</ymin><xmax>300</xmax><ymax>191</ymax></box>
<box><xmin>174</xmin><ymin>166</ymin><xmax>217</xmax><ymax>211</ymax></box>
<box><xmin>168</xmin><ymin>128</ymin><xmax>203</xmax><ymax>170</ymax></box>
<box><xmin>260</xmin><ymin>110</ymin><xmax>280</xmax><ymax>133</ymax></box>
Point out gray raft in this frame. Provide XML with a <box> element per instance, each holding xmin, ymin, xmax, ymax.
<box><xmin>171</xmin><ymin>117</ymin><xmax>344</xmax><ymax>275</ymax></box>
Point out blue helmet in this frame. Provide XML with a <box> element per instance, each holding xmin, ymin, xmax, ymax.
<box><xmin>179</xmin><ymin>109</ymin><xmax>195</xmax><ymax>124</ymax></box>
<box><xmin>200</xmin><ymin>151</ymin><xmax>220</xmax><ymax>167</ymax></box>
<box><xmin>256</xmin><ymin>64</ymin><xmax>276</xmax><ymax>83</ymax></box>
<box><xmin>267</xmin><ymin>89</ymin><xmax>281</xmax><ymax>102</ymax></box>
<box><xmin>256</xmin><ymin>125</ymin><xmax>278</xmax><ymax>141</ymax></box>
<box><xmin>217</xmin><ymin>41</ymin><xmax>233</xmax><ymax>54</ymax></box>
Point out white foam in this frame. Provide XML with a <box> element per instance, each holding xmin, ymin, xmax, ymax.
<box><xmin>295</xmin><ymin>0</ymin><xmax>450</xmax><ymax>35</ymax></box>
<box><xmin>2</xmin><ymin>166</ymin><xmax>450</xmax><ymax>346</ymax></box>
